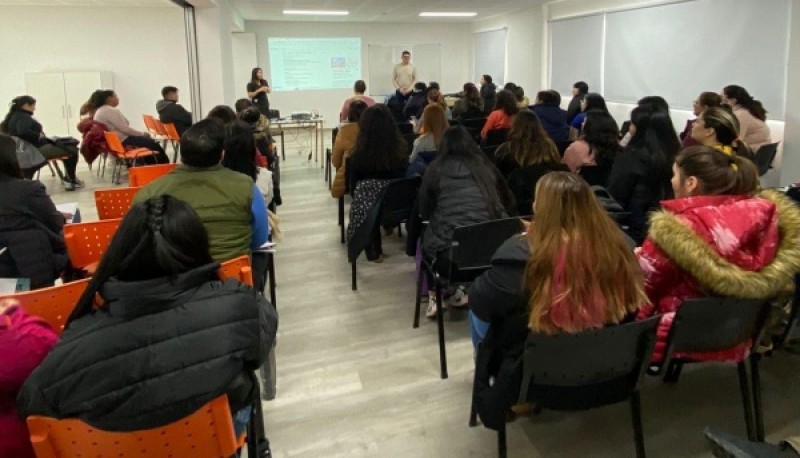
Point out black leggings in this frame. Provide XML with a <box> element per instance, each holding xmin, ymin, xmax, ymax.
<box><xmin>39</xmin><ymin>143</ymin><xmax>79</xmax><ymax>181</ymax></box>
<box><xmin>123</xmin><ymin>136</ymin><xmax>169</xmax><ymax>164</ymax></box>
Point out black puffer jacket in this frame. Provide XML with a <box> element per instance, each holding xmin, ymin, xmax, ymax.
<box><xmin>18</xmin><ymin>264</ymin><xmax>277</xmax><ymax>431</ymax></box>
<box><xmin>419</xmin><ymin>156</ymin><xmax>511</xmax><ymax>258</ymax></box>
<box><xmin>5</xmin><ymin>109</ymin><xmax>44</xmax><ymax>147</ymax></box>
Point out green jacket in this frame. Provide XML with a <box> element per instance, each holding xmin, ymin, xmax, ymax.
<box><xmin>133</xmin><ymin>165</ymin><xmax>254</xmax><ymax>262</ymax></box>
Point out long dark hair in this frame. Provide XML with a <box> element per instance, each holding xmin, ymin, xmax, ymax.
<box><xmin>68</xmin><ymin>196</ymin><xmax>215</xmax><ymax>325</ymax></box>
<box><xmin>222</xmin><ymin>120</ymin><xmax>258</xmax><ymax>181</ymax></box>
<box><xmin>582</xmin><ymin>110</ymin><xmax>621</xmax><ymax>165</ymax></box>
<box><xmin>207</xmin><ymin>105</ymin><xmax>237</xmax><ymax>124</ymax></box>
<box><xmin>0</xmin><ymin>134</ymin><xmax>22</xmax><ymax>178</ymax></box>
<box><xmin>462</xmin><ymin>83</ymin><xmax>481</xmax><ymax>107</ymax></box>
<box><xmin>90</xmin><ymin>90</ymin><xmax>115</xmax><ymax>110</ymax></box>
<box><xmin>251</xmin><ymin>67</ymin><xmax>266</xmax><ymax>85</ymax></box>
<box><xmin>627</xmin><ymin>106</ymin><xmax>681</xmax><ymax>199</ymax></box>
<box><xmin>350</xmin><ymin>104</ymin><xmax>407</xmax><ymax>173</ymax></box>
<box><xmin>723</xmin><ymin>85</ymin><xmax>767</xmax><ymax>121</ymax></box>
<box><xmin>499</xmin><ymin>111</ymin><xmax>559</xmax><ymax>167</ymax></box>
<box><xmin>582</xmin><ymin>93</ymin><xmax>608</xmax><ymax>113</ymax></box>
<box><xmin>434</xmin><ymin>126</ymin><xmax>515</xmax><ymax>218</ymax></box>
<box><xmin>494</xmin><ymin>90</ymin><xmax>520</xmax><ymax>116</ymax></box>
<box><xmin>676</xmin><ymin>145</ymin><xmax>759</xmax><ymax>196</ymax></box>
<box><xmin>0</xmin><ymin>95</ymin><xmax>36</xmax><ymax>133</ymax></box>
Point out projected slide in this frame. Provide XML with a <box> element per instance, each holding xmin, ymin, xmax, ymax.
<box><xmin>268</xmin><ymin>37</ymin><xmax>362</xmax><ymax>91</ymax></box>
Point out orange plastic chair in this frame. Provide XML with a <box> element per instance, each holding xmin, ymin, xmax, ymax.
<box><xmin>27</xmin><ymin>394</ymin><xmax>244</xmax><ymax>458</ymax></box>
<box><xmin>163</xmin><ymin>122</ymin><xmax>181</xmax><ymax>163</ymax></box>
<box><xmin>0</xmin><ymin>279</ymin><xmax>90</xmax><ymax>334</ymax></box>
<box><xmin>128</xmin><ymin>163</ymin><xmax>178</xmax><ymax>187</ymax></box>
<box><xmin>218</xmin><ymin>255</ymin><xmax>253</xmax><ymax>286</ymax></box>
<box><xmin>143</xmin><ymin>114</ymin><xmax>167</xmax><ymax>140</ymax></box>
<box><xmin>103</xmin><ymin>131</ymin><xmax>158</xmax><ymax>184</ymax></box>
<box><xmin>64</xmin><ymin>219</ymin><xmax>121</xmax><ymax>275</ymax></box>
<box><xmin>94</xmin><ymin>187</ymin><xmax>141</xmax><ymax>220</ymax></box>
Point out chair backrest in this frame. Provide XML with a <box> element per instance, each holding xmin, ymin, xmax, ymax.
<box><xmin>664</xmin><ymin>297</ymin><xmax>769</xmax><ymax>357</ymax></box>
<box><xmin>0</xmin><ymin>279</ymin><xmax>90</xmax><ymax>335</ymax></box>
<box><xmin>450</xmin><ymin>218</ymin><xmax>522</xmax><ymax>271</ymax></box>
<box><xmin>142</xmin><ymin>114</ymin><xmax>161</xmax><ymax>137</ymax></box>
<box><xmin>27</xmin><ymin>394</ymin><xmax>240</xmax><ymax>458</ymax></box>
<box><xmin>332</xmin><ymin>127</ymin><xmax>339</xmax><ymax>147</ymax></box>
<box><xmin>94</xmin><ymin>187</ymin><xmax>141</xmax><ymax>220</ymax></box>
<box><xmin>396</xmin><ymin>122</ymin><xmax>414</xmax><ymax>135</ymax></box>
<box><xmin>218</xmin><ymin>255</ymin><xmax>253</xmax><ymax>286</ymax></box>
<box><xmin>129</xmin><ymin>163</ymin><xmax>178</xmax><ymax>187</ymax></box>
<box><xmin>518</xmin><ymin>316</ymin><xmax>660</xmax><ymax>410</ymax></box>
<box><xmin>402</xmin><ymin>132</ymin><xmax>418</xmax><ymax>156</ymax></box>
<box><xmin>380</xmin><ymin>176</ymin><xmax>422</xmax><ymax>227</ymax></box>
<box><xmin>754</xmin><ymin>142</ymin><xmax>779</xmax><ymax>176</ymax></box>
<box><xmin>485</xmin><ymin>128</ymin><xmax>510</xmax><ymax>147</ymax></box>
<box><xmin>163</xmin><ymin>122</ymin><xmax>180</xmax><ymax>141</ymax></box>
<box><xmin>578</xmin><ymin>162</ymin><xmax>612</xmax><ymax>187</ymax></box>
<box><xmin>103</xmin><ymin>131</ymin><xmax>125</xmax><ymax>155</ymax></box>
<box><xmin>460</xmin><ymin>117</ymin><xmax>487</xmax><ymax>131</ymax></box>
<box><xmin>63</xmin><ymin>219</ymin><xmax>122</xmax><ymax>270</ymax></box>
<box><xmin>480</xmin><ymin>145</ymin><xmax>498</xmax><ymax>162</ymax></box>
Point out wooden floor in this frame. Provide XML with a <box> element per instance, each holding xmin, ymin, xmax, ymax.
<box><xmin>48</xmin><ymin>136</ymin><xmax>800</xmax><ymax>458</ymax></box>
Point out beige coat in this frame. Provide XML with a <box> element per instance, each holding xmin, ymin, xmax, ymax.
<box><xmin>331</xmin><ymin>123</ymin><xmax>359</xmax><ymax>198</ymax></box>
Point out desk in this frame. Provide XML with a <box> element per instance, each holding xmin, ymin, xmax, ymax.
<box><xmin>268</xmin><ymin>118</ymin><xmax>325</xmax><ymax>167</ymax></box>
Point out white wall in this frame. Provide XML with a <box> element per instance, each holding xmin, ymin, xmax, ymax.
<box><xmin>782</xmin><ymin>0</ymin><xmax>800</xmax><ymax>185</ymax></box>
<box><xmin>0</xmin><ymin>6</ymin><xmax>190</xmax><ymax>133</ymax></box>
<box><xmin>470</xmin><ymin>6</ymin><xmax>544</xmax><ymax>97</ymax></box>
<box><xmin>232</xmin><ymin>32</ymin><xmax>258</xmax><ymax>107</ymax></box>
<box><xmin>244</xmin><ymin>20</ymin><xmax>471</xmax><ymax>123</ymax></box>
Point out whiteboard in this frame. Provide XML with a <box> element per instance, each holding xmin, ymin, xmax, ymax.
<box><xmin>473</xmin><ymin>28</ymin><xmax>507</xmax><ymax>87</ymax></box>
<box><xmin>367</xmin><ymin>44</ymin><xmax>441</xmax><ymax>97</ymax></box>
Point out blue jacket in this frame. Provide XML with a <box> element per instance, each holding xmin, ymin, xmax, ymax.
<box><xmin>406</xmin><ymin>151</ymin><xmax>437</xmax><ymax>178</ymax></box>
<box><xmin>530</xmin><ymin>104</ymin><xmax>569</xmax><ymax>142</ymax></box>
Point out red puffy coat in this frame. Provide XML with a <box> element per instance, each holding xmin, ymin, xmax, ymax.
<box><xmin>76</xmin><ymin>118</ymin><xmax>109</xmax><ymax>166</ymax></box>
<box><xmin>636</xmin><ymin>190</ymin><xmax>800</xmax><ymax>362</ymax></box>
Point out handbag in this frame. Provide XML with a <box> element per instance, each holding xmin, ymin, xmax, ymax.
<box><xmin>12</xmin><ymin>137</ymin><xmax>46</xmax><ymax>171</ymax></box>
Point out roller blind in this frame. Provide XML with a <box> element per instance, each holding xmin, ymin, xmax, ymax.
<box><xmin>473</xmin><ymin>28</ymin><xmax>507</xmax><ymax>86</ymax></box>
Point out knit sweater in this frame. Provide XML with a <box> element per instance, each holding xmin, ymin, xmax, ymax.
<box><xmin>94</xmin><ymin>105</ymin><xmax>145</xmax><ymax>141</ymax></box>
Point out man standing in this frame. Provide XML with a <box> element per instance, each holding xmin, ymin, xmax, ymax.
<box><xmin>392</xmin><ymin>50</ymin><xmax>417</xmax><ymax>97</ymax></box>
<box><xmin>566</xmin><ymin>81</ymin><xmax>588</xmax><ymax>124</ymax></box>
<box><xmin>156</xmin><ymin>86</ymin><xmax>193</xmax><ymax>136</ymax></box>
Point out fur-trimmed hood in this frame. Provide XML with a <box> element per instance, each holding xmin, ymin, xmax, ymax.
<box><xmin>647</xmin><ymin>190</ymin><xmax>800</xmax><ymax>299</ymax></box>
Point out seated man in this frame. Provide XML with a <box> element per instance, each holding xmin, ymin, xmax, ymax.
<box><xmin>133</xmin><ymin>118</ymin><xmax>269</xmax><ymax>262</ymax></box>
<box><xmin>156</xmin><ymin>86</ymin><xmax>193</xmax><ymax>136</ymax></box>
<box><xmin>530</xmin><ymin>90</ymin><xmax>569</xmax><ymax>143</ymax></box>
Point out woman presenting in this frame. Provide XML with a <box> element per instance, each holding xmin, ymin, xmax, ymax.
<box><xmin>247</xmin><ymin>68</ymin><xmax>271</xmax><ymax>117</ymax></box>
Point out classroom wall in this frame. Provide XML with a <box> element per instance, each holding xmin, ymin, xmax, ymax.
<box><xmin>244</xmin><ymin>20</ymin><xmax>471</xmax><ymax>123</ymax></box>
<box><xmin>0</xmin><ymin>6</ymin><xmax>190</xmax><ymax>133</ymax></box>
<box><xmin>782</xmin><ymin>1</ymin><xmax>800</xmax><ymax>185</ymax></box>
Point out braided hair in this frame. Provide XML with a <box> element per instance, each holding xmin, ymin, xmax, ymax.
<box><xmin>68</xmin><ymin>195</ymin><xmax>215</xmax><ymax>325</ymax></box>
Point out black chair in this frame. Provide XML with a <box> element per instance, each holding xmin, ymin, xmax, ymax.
<box><xmin>339</xmin><ymin>158</ymin><xmax>351</xmax><ymax>244</ymax></box>
<box><xmin>754</xmin><ymin>142</ymin><xmax>779</xmax><ymax>176</ymax></box>
<box><xmin>414</xmin><ymin>218</ymin><xmax>522</xmax><ymax>379</ymax></box>
<box><xmin>470</xmin><ymin>316</ymin><xmax>660</xmax><ymax>458</ymax></box>
<box><xmin>380</xmin><ymin>176</ymin><xmax>422</xmax><ymax>237</ymax></box>
<box><xmin>480</xmin><ymin>145</ymin><xmax>499</xmax><ymax>163</ymax></box>
<box><xmin>657</xmin><ymin>298</ymin><xmax>771</xmax><ymax>442</ymax></box>
<box><xmin>402</xmin><ymin>132</ymin><xmax>418</xmax><ymax>157</ymax></box>
<box><xmin>460</xmin><ymin>117</ymin><xmax>488</xmax><ymax>143</ymax></box>
<box><xmin>484</xmin><ymin>128</ymin><xmax>510</xmax><ymax>147</ymax></box>
<box><xmin>325</xmin><ymin>148</ymin><xmax>332</xmax><ymax>189</ymax></box>
<box><xmin>396</xmin><ymin>122</ymin><xmax>414</xmax><ymax>135</ymax></box>
<box><xmin>774</xmin><ymin>274</ymin><xmax>800</xmax><ymax>349</ymax></box>
<box><xmin>579</xmin><ymin>162</ymin><xmax>612</xmax><ymax>187</ymax></box>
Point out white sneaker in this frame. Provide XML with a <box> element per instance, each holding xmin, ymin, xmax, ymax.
<box><xmin>426</xmin><ymin>294</ymin><xmax>443</xmax><ymax>319</ymax></box>
<box><xmin>448</xmin><ymin>285</ymin><xmax>469</xmax><ymax>308</ymax></box>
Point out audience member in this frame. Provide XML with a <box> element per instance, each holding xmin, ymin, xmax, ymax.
<box><xmin>480</xmin><ymin>74</ymin><xmax>498</xmax><ymax>116</ymax></box>
<box><xmin>0</xmin><ymin>298</ymin><xmax>57</xmax><ymax>458</ymax></box>
<box><xmin>408</xmin><ymin>103</ymin><xmax>449</xmax><ymax>177</ymax></box>
<box><xmin>92</xmin><ymin>90</ymin><xmax>169</xmax><ymax>163</ymax></box>
<box><xmin>566</xmin><ymin>81</ymin><xmax>589</xmax><ymax>124</ymax></box>
<box><xmin>247</xmin><ymin>67</ymin><xmax>271</xmax><ymax>116</ymax></box>
<box><xmin>570</xmin><ymin>92</ymin><xmax>610</xmax><ymax>134</ymax></box>
<box><xmin>607</xmin><ymin>106</ymin><xmax>681</xmax><ymax>243</ymax></box>
<box><xmin>76</xmin><ymin>91</ymin><xmax>110</xmax><ymax>168</ymax></box>
<box><xmin>346</xmin><ymin>105</ymin><xmax>408</xmax><ymax>262</ymax></box>
<box><xmin>680</xmin><ymin>92</ymin><xmax>721</xmax><ymax>147</ymax></box>
<box><xmin>636</xmin><ymin>145</ymin><xmax>800</xmax><ymax>362</ymax></box>
<box><xmin>481</xmin><ymin>90</ymin><xmax>519</xmax><ymax>141</ymax></box>
<box><xmin>207</xmin><ymin>105</ymin><xmax>237</xmax><ymax>124</ymax></box>
<box><xmin>451</xmin><ymin>83</ymin><xmax>484</xmax><ymax>120</ymax></box>
<box><xmin>18</xmin><ymin>196</ymin><xmax>277</xmax><ymax>437</ymax></box>
<box><xmin>340</xmin><ymin>80</ymin><xmax>376</xmax><ymax>122</ymax></box>
<box><xmin>1</xmin><ymin>96</ymin><xmax>82</xmax><ymax>189</ymax></box>
<box><xmin>404</xmin><ymin>82</ymin><xmax>428</xmax><ymax>120</ymax></box>
<box><xmin>393</xmin><ymin>50</ymin><xmax>417</xmax><ymax>97</ymax></box>
<box><xmin>469</xmin><ymin>171</ymin><xmax>642</xmax><ymax>428</ymax></box>
<box><xmin>0</xmin><ymin>135</ymin><xmax>67</xmax><ymax>289</ymax></box>
<box><xmin>530</xmin><ymin>90</ymin><xmax>569</xmax><ymax>142</ymax></box>
<box><xmin>419</xmin><ymin>126</ymin><xmax>515</xmax><ymax>317</ymax></box>
<box><xmin>690</xmin><ymin>106</ymin><xmax>753</xmax><ymax>160</ymax></box>
<box><xmin>133</xmin><ymin>119</ymin><xmax>269</xmax><ymax>261</ymax></box>
<box><xmin>620</xmin><ymin>95</ymin><xmax>671</xmax><ymax>146</ymax></box>
<box><xmin>721</xmin><ymin>85</ymin><xmax>772</xmax><ymax>151</ymax></box>
<box><xmin>156</xmin><ymin>86</ymin><xmax>192</xmax><ymax>136</ymax></box>
<box><xmin>416</xmin><ymin>87</ymin><xmax>451</xmax><ymax>121</ymax></box>
<box><xmin>223</xmin><ymin>120</ymin><xmax>273</xmax><ymax>205</ymax></box>
<box><xmin>514</xmin><ymin>86</ymin><xmax>530</xmax><ymax>109</ymax></box>
<box><xmin>562</xmin><ymin>110</ymin><xmax>621</xmax><ymax>184</ymax></box>
<box><xmin>331</xmin><ymin>100</ymin><xmax>367</xmax><ymax>198</ymax></box>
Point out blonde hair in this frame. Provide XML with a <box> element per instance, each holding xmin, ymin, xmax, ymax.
<box><xmin>525</xmin><ymin>172</ymin><xmax>647</xmax><ymax>334</ymax></box>
<box><xmin>421</xmin><ymin>103</ymin><xmax>449</xmax><ymax>148</ymax></box>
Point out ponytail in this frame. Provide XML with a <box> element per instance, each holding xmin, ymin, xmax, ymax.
<box><xmin>0</xmin><ymin>95</ymin><xmax>36</xmax><ymax>134</ymax></box>
<box><xmin>723</xmin><ymin>85</ymin><xmax>767</xmax><ymax>121</ymax></box>
<box><xmin>675</xmin><ymin>145</ymin><xmax>759</xmax><ymax>197</ymax></box>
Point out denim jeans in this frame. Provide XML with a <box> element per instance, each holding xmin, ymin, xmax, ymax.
<box><xmin>233</xmin><ymin>406</ymin><xmax>252</xmax><ymax>438</ymax></box>
<box><xmin>469</xmin><ymin>311</ymin><xmax>490</xmax><ymax>350</ymax></box>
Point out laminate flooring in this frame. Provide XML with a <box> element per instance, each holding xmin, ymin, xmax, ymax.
<box><xmin>46</xmin><ymin>135</ymin><xmax>800</xmax><ymax>458</ymax></box>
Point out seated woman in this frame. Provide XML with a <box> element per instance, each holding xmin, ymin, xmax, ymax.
<box><xmin>223</xmin><ymin>121</ymin><xmax>273</xmax><ymax>208</ymax></box>
<box><xmin>413</xmin><ymin>88</ymin><xmax>451</xmax><ymax>133</ymax></box>
<box><xmin>91</xmin><ymin>90</ymin><xmax>168</xmax><ymax>163</ymax></box>
<box><xmin>0</xmin><ymin>135</ymin><xmax>67</xmax><ymax>289</ymax></box>
<box><xmin>1</xmin><ymin>96</ymin><xmax>81</xmax><ymax>190</ymax></box>
<box><xmin>419</xmin><ymin>126</ymin><xmax>515</xmax><ymax>317</ymax></box>
<box><xmin>480</xmin><ymin>90</ymin><xmax>519</xmax><ymax>142</ymax></box>
<box><xmin>451</xmin><ymin>83</ymin><xmax>484</xmax><ymax>120</ymax></box>
<box><xmin>722</xmin><ymin>85</ymin><xmax>772</xmax><ymax>152</ymax></box>
<box><xmin>346</xmin><ymin>105</ymin><xmax>409</xmax><ymax>262</ymax></box>
<box><xmin>0</xmin><ymin>298</ymin><xmax>58</xmax><ymax>458</ymax></box>
<box><xmin>637</xmin><ymin>146</ymin><xmax>800</xmax><ymax>362</ymax></box>
<box><xmin>680</xmin><ymin>92</ymin><xmax>721</xmax><ymax>147</ymax></box>
<box><xmin>607</xmin><ymin>106</ymin><xmax>681</xmax><ymax>244</ymax></box>
<box><xmin>468</xmin><ymin>171</ymin><xmax>644</xmax><ymax>429</ymax></box>
<box><xmin>690</xmin><ymin>106</ymin><xmax>754</xmax><ymax>160</ymax></box>
<box><xmin>207</xmin><ymin>105</ymin><xmax>238</xmax><ymax>124</ymax></box>
<box><xmin>530</xmin><ymin>90</ymin><xmax>569</xmax><ymax>143</ymax></box>
<box><xmin>407</xmin><ymin>104</ymin><xmax>449</xmax><ymax>177</ymax></box>
<box><xmin>339</xmin><ymin>79</ymin><xmax>376</xmax><ymax>122</ymax></box>
<box><xmin>238</xmin><ymin>106</ymin><xmax>281</xmax><ymax>206</ymax></box>
<box><xmin>494</xmin><ymin>110</ymin><xmax>561</xmax><ymax>179</ymax></box>
<box><xmin>18</xmin><ymin>195</ymin><xmax>278</xmax><ymax>436</ymax></box>
<box><xmin>332</xmin><ymin>100</ymin><xmax>368</xmax><ymax>199</ymax></box>
<box><xmin>480</xmin><ymin>75</ymin><xmax>497</xmax><ymax>116</ymax></box>
<box><xmin>569</xmin><ymin>92</ymin><xmax>612</xmax><ymax>139</ymax></box>
<box><xmin>562</xmin><ymin>110</ymin><xmax>621</xmax><ymax>186</ymax></box>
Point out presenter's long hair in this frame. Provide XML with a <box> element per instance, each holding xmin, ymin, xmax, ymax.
<box><xmin>350</xmin><ymin>104</ymin><xmax>408</xmax><ymax>173</ymax></box>
<box><xmin>251</xmin><ymin>68</ymin><xmax>266</xmax><ymax>85</ymax></box>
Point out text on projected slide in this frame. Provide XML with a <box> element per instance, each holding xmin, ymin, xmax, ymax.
<box><xmin>268</xmin><ymin>37</ymin><xmax>361</xmax><ymax>91</ymax></box>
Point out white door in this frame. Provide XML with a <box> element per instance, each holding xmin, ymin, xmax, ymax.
<box><xmin>63</xmin><ymin>72</ymin><xmax>105</xmax><ymax>136</ymax></box>
<box><xmin>25</xmin><ymin>73</ymin><xmax>68</xmax><ymax>137</ymax></box>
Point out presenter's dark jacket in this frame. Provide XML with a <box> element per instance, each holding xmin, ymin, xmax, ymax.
<box><xmin>18</xmin><ymin>264</ymin><xmax>278</xmax><ymax>431</ymax></box>
<box><xmin>156</xmin><ymin>100</ymin><xmax>193</xmax><ymax>136</ymax></box>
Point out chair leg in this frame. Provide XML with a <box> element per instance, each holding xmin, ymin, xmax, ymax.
<box><xmin>339</xmin><ymin>198</ymin><xmax>345</xmax><ymax>244</ymax></box>
<box><xmin>663</xmin><ymin>361</ymin><xmax>683</xmax><ymax>383</ymax></box>
<box><xmin>267</xmin><ymin>252</ymin><xmax>277</xmax><ymax>308</ymax></box>
<box><xmin>751</xmin><ymin>354</ymin><xmax>765</xmax><ymax>441</ymax></box>
<box><xmin>497</xmin><ymin>422</ymin><xmax>507</xmax><ymax>458</ymax></box>
<box><xmin>469</xmin><ymin>399</ymin><xmax>478</xmax><ymax>427</ymax></box>
<box><xmin>435</xmin><ymin>279</ymin><xmax>448</xmax><ymax>379</ymax></box>
<box><xmin>737</xmin><ymin>361</ymin><xmax>757</xmax><ymax>441</ymax></box>
<box><xmin>351</xmin><ymin>261</ymin><xmax>357</xmax><ymax>291</ymax></box>
<box><xmin>630</xmin><ymin>391</ymin><xmax>646</xmax><ymax>458</ymax></box>
<box><xmin>414</xmin><ymin>263</ymin><xmax>424</xmax><ymax>329</ymax></box>
<box><xmin>47</xmin><ymin>161</ymin><xmax>56</xmax><ymax>177</ymax></box>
